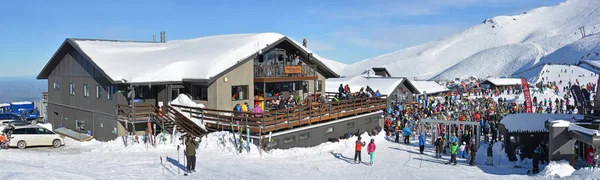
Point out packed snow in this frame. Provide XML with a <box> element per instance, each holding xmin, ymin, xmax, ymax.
<box><xmin>539</xmin><ymin>160</ymin><xmax>576</xmax><ymax>178</ymax></box>
<box><xmin>338</xmin><ymin>0</ymin><xmax>600</xmax><ymax>81</ymax></box>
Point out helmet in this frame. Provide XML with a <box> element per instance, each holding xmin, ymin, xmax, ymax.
<box><xmin>370</xmin><ymin>138</ymin><xmax>375</xmax><ymax>142</ymax></box>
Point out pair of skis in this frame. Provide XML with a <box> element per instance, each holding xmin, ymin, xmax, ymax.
<box><xmin>230</xmin><ymin>122</ymin><xmax>252</xmax><ymax>153</ymax></box>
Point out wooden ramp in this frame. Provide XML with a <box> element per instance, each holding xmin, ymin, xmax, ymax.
<box><xmin>54</xmin><ymin>127</ymin><xmax>94</xmax><ymax>142</ymax></box>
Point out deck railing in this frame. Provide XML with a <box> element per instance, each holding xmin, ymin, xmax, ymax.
<box><xmin>253</xmin><ymin>64</ymin><xmax>317</xmax><ymax>78</ymax></box>
<box><xmin>171</xmin><ymin>94</ymin><xmax>387</xmax><ymax>134</ymax></box>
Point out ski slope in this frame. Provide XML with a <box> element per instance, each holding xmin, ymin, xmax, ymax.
<box><xmin>339</xmin><ymin>0</ymin><xmax>600</xmax><ymax>81</ymax></box>
<box><xmin>1</xmin><ymin>130</ymin><xmax>596</xmax><ymax>180</ymax></box>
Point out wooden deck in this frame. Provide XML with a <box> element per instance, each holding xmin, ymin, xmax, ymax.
<box><xmin>118</xmin><ymin>95</ymin><xmax>386</xmax><ymax>137</ymax></box>
<box><xmin>171</xmin><ymin>95</ymin><xmax>387</xmax><ymax>134</ymax></box>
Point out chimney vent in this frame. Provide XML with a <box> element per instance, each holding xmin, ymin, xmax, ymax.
<box><xmin>160</xmin><ymin>31</ymin><xmax>166</xmax><ymax>43</ymax></box>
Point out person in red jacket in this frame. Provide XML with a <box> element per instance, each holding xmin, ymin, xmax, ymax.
<box><xmin>586</xmin><ymin>146</ymin><xmax>594</xmax><ymax>167</ymax></box>
<box><xmin>354</xmin><ymin>136</ymin><xmax>366</xmax><ymax>164</ymax></box>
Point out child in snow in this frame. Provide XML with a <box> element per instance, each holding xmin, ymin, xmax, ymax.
<box><xmin>367</xmin><ymin>138</ymin><xmax>376</xmax><ymax>166</ymax></box>
<box><xmin>354</xmin><ymin>136</ymin><xmax>366</xmax><ymax>164</ymax></box>
<box><xmin>459</xmin><ymin>142</ymin><xmax>466</xmax><ymax>158</ymax></box>
<box><xmin>0</xmin><ymin>133</ymin><xmax>7</xmax><ymax>149</ymax></box>
<box><xmin>449</xmin><ymin>142</ymin><xmax>458</xmax><ymax>165</ymax></box>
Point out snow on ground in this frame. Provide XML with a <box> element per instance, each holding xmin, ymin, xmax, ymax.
<box><xmin>570</xmin><ymin>167</ymin><xmax>600</xmax><ymax>179</ymax></box>
<box><xmin>2</xmin><ymin>130</ymin><xmax>580</xmax><ymax>180</ymax></box>
<box><xmin>539</xmin><ymin>161</ymin><xmax>576</xmax><ymax>178</ymax></box>
<box><xmin>339</xmin><ymin>0</ymin><xmax>600</xmax><ymax>80</ymax></box>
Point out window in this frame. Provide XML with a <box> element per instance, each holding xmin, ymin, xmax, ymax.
<box><xmin>76</xmin><ymin>120</ymin><xmax>85</xmax><ymax>131</ymax></box>
<box><xmin>316</xmin><ymin>80</ymin><xmax>323</xmax><ymax>92</ymax></box>
<box><xmin>231</xmin><ymin>85</ymin><xmax>249</xmax><ymax>100</ymax></box>
<box><xmin>325</xmin><ymin>127</ymin><xmax>334</xmax><ymax>134</ymax></box>
<box><xmin>299</xmin><ymin>133</ymin><xmax>310</xmax><ymax>140</ymax></box>
<box><xmin>267</xmin><ymin>139</ymin><xmax>278</xmax><ymax>148</ymax></box>
<box><xmin>283</xmin><ymin>136</ymin><xmax>295</xmax><ymax>144</ymax></box>
<box><xmin>83</xmin><ymin>84</ymin><xmax>90</xmax><ymax>97</ymax></box>
<box><xmin>53</xmin><ymin>81</ymin><xmax>60</xmax><ymax>90</ymax></box>
<box><xmin>347</xmin><ymin>122</ymin><xmax>355</xmax><ymax>129</ymax></box>
<box><xmin>96</xmin><ymin>85</ymin><xmax>102</xmax><ymax>99</ymax></box>
<box><xmin>69</xmin><ymin>83</ymin><xmax>75</xmax><ymax>96</ymax></box>
<box><xmin>12</xmin><ymin>129</ymin><xmax>25</xmax><ymax>134</ymax></box>
<box><xmin>38</xmin><ymin>128</ymin><xmax>54</xmax><ymax>134</ymax></box>
<box><xmin>107</xmin><ymin>86</ymin><xmax>114</xmax><ymax>100</ymax></box>
<box><xmin>191</xmin><ymin>85</ymin><xmax>208</xmax><ymax>100</ymax></box>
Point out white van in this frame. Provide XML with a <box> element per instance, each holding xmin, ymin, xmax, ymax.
<box><xmin>8</xmin><ymin>125</ymin><xmax>65</xmax><ymax>149</ymax></box>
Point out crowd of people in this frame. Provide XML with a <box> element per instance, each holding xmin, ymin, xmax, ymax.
<box><xmin>377</xmin><ymin>79</ymin><xmax>599</xmax><ymax>172</ymax></box>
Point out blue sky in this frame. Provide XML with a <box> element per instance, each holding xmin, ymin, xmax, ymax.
<box><xmin>0</xmin><ymin>0</ymin><xmax>564</xmax><ymax>77</ymax></box>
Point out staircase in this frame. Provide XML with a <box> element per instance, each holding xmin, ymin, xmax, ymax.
<box><xmin>116</xmin><ymin>104</ymin><xmax>208</xmax><ymax>137</ymax></box>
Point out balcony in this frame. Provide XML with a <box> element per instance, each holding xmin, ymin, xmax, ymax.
<box><xmin>254</xmin><ymin>64</ymin><xmax>317</xmax><ymax>82</ymax></box>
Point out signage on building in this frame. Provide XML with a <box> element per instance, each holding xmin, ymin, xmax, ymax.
<box><xmin>284</xmin><ymin>66</ymin><xmax>302</xmax><ymax>74</ymax></box>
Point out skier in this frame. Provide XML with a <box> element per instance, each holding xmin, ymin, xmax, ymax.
<box><xmin>354</xmin><ymin>136</ymin><xmax>366</xmax><ymax>164</ymax></box>
<box><xmin>448</xmin><ymin>142</ymin><xmax>458</xmax><ymax>165</ymax></box>
<box><xmin>532</xmin><ymin>145</ymin><xmax>541</xmax><ymax>174</ymax></box>
<box><xmin>459</xmin><ymin>142</ymin><xmax>466</xmax><ymax>158</ymax></box>
<box><xmin>0</xmin><ymin>132</ymin><xmax>7</xmax><ymax>149</ymax></box>
<box><xmin>367</xmin><ymin>138</ymin><xmax>376</xmax><ymax>166</ymax></box>
<box><xmin>434</xmin><ymin>136</ymin><xmax>443</xmax><ymax>158</ymax></box>
<box><xmin>486</xmin><ymin>143</ymin><xmax>494</xmax><ymax>166</ymax></box>
<box><xmin>185</xmin><ymin>136</ymin><xmax>198</xmax><ymax>173</ymax></box>
<box><xmin>514</xmin><ymin>145</ymin><xmax>523</xmax><ymax>168</ymax></box>
<box><xmin>469</xmin><ymin>140</ymin><xmax>477</xmax><ymax>166</ymax></box>
<box><xmin>403</xmin><ymin>124</ymin><xmax>411</xmax><ymax>145</ymax></box>
<box><xmin>418</xmin><ymin>131</ymin><xmax>425</xmax><ymax>154</ymax></box>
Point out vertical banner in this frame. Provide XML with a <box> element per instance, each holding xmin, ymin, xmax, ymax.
<box><xmin>475</xmin><ymin>81</ymin><xmax>480</xmax><ymax>89</ymax></box>
<box><xmin>520</xmin><ymin>77</ymin><xmax>533</xmax><ymax>113</ymax></box>
<box><xmin>595</xmin><ymin>77</ymin><xmax>600</xmax><ymax>113</ymax></box>
<box><xmin>461</xmin><ymin>81</ymin><xmax>468</xmax><ymax>92</ymax></box>
<box><xmin>423</xmin><ymin>91</ymin><xmax>427</xmax><ymax>107</ymax></box>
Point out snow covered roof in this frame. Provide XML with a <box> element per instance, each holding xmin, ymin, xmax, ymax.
<box><xmin>11</xmin><ymin>101</ymin><xmax>33</xmax><ymax>105</ymax></box>
<box><xmin>411</xmin><ymin>81</ymin><xmax>450</xmax><ymax>94</ymax></box>
<box><xmin>500</xmin><ymin>113</ymin><xmax>583</xmax><ymax>133</ymax></box>
<box><xmin>482</xmin><ymin>78</ymin><xmax>522</xmax><ymax>86</ymax></box>
<box><xmin>0</xmin><ymin>103</ymin><xmax>10</xmax><ymax>107</ymax></box>
<box><xmin>38</xmin><ymin>33</ymin><xmax>339</xmax><ymax>83</ymax></box>
<box><xmin>325</xmin><ymin>76</ymin><xmax>418</xmax><ymax>95</ymax></box>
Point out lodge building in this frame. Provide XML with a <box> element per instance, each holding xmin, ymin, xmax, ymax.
<box><xmin>37</xmin><ymin>33</ymin><xmax>385</xmax><ymax>148</ymax></box>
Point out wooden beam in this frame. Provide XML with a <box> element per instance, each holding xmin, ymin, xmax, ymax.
<box><xmin>254</xmin><ymin>76</ymin><xmax>318</xmax><ymax>83</ymax></box>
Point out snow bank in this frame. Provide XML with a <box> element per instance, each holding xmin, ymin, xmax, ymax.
<box><xmin>170</xmin><ymin>94</ymin><xmax>205</xmax><ymax>108</ymax></box>
<box><xmin>569</xmin><ymin>167</ymin><xmax>600</xmax><ymax>179</ymax></box>
<box><xmin>538</xmin><ymin>160</ymin><xmax>575</xmax><ymax>178</ymax></box>
<box><xmin>198</xmin><ymin>131</ymin><xmax>261</xmax><ymax>157</ymax></box>
<box><xmin>169</xmin><ymin>94</ymin><xmax>206</xmax><ymax>130</ymax></box>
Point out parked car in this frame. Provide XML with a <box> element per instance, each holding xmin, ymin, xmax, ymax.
<box><xmin>8</xmin><ymin>125</ymin><xmax>65</xmax><ymax>149</ymax></box>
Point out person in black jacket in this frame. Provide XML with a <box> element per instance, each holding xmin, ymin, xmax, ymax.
<box><xmin>434</xmin><ymin>136</ymin><xmax>444</xmax><ymax>158</ymax></box>
<box><xmin>469</xmin><ymin>141</ymin><xmax>477</xmax><ymax>166</ymax></box>
<box><xmin>486</xmin><ymin>143</ymin><xmax>494</xmax><ymax>166</ymax></box>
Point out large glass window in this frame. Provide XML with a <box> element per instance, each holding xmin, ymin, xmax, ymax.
<box><xmin>316</xmin><ymin>80</ymin><xmax>323</xmax><ymax>92</ymax></box>
<box><xmin>69</xmin><ymin>83</ymin><xmax>75</xmax><ymax>96</ymax></box>
<box><xmin>83</xmin><ymin>84</ymin><xmax>90</xmax><ymax>97</ymax></box>
<box><xmin>107</xmin><ymin>86</ymin><xmax>114</xmax><ymax>100</ymax></box>
<box><xmin>231</xmin><ymin>85</ymin><xmax>249</xmax><ymax>100</ymax></box>
<box><xmin>191</xmin><ymin>85</ymin><xmax>208</xmax><ymax>101</ymax></box>
<box><xmin>96</xmin><ymin>85</ymin><xmax>102</xmax><ymax>99</ymax></box>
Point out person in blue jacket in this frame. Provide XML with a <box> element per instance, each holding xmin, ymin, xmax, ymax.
<box><xmin>403</xmin><ymin>124</ymin><xmax>411</xmax><ymax>145</ymax></box>
<box><xmin>449</xmin><ymin>132</ymin><xmax>458</xmax><ymax>145</ymax></box>
<box><xmin>418</xmin><ymin>131</ymin><xmax>425</xmax><ymax>154</ymax></box>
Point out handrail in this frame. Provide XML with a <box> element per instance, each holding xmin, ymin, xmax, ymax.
<box><xmin>171</xmin><ymin>95</ymin><xmax>387</xmax><ymax>134</ymax></box>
